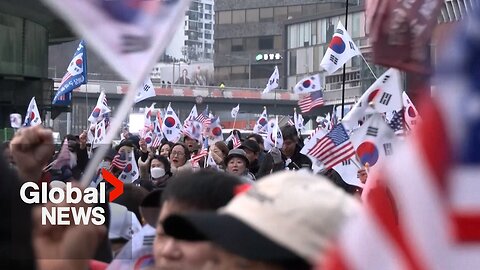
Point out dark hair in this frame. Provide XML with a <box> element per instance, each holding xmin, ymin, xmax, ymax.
<box><xmin>159</xmin><ymin>141</ymin><xmax>174</xmax><ymax>154</ymax></box>
<box><xmin>170</xmin><ymin>142</ymin><xmax>191</xmax><ymax>160</ymax></box>
<box><xmin>214</xmin><ymin>141</ymin><xmax>229</xmax><ymax>157</ymax></box>
<box><xmin>149</xmin><ymin>155</ymin><xmax>172</xmax><ymax>176</ymax></box>
<box><xmin>280</xmin><ymin>125</ymin><xmax>298</xmax><ymax>141</ymax></box>
<box><xmin>247</xmin><ymin>133</ymin><xmax>264</xmax><ymax>146</ymax></box>
<box><xmin>112</xmin><ymin>184</ymin><xmax>149</xmax><ymax>222</ymax></box>
<box><xmin>65</xmin><ymin>134</ymin><xmax>79</xmax><ymax>141</ymax></box>
<box><xmin>162</xmin><ymin>170</ymin><xmax>242</xmax><ymax>210</ymax></box>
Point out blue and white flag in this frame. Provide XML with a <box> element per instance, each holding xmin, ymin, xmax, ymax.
<box><xmin>23</xmin><ymin>97</ymin><xmax>42</xmax><ymax>127</ymax></box>
<box><xmin>53</xmin><ymin>40</ymin><xmax>87</xmax><ymax>105</ymax></box>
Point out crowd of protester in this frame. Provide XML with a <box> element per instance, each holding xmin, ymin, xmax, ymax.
<box><xmin>1</xmin><ymin>124</ymin><xmax>365</xmax><ymax>270</ymax></box>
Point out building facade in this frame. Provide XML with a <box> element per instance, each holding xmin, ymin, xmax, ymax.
<box><xmin>213</xmin><ymin>0</ymin><xmax>358</xmax><ymax>89</ymax></box>
<box><xmin>165</xmin><ymin>0</ymin><xmax>215</xmax><ymax>61</ymax></box>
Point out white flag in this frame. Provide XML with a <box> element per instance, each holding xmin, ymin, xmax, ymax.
<box><xmin>153</xmin><ymin>110</ymin><xmax>164</xmax><ymax>141</ymax></box>
<box><xmin>10</xmin><ymin>113</ymin><xmax>22</xmax><ymax>128</ymax></box>
<box><xmin>183</xmin><ymin>120</ymin><xmax>203</xmax><ymax>143</ymax></box>
<box><xmin>293</xmin><ymin>74</ymin><xmax>322</xmax><ymax>94</ymax></box>
<box><xmin>296</xmin><ymin>113</ymin><xmax>305</xmax><ymax>132</ymax></box>
<box><xmin>333</xmin><ymin>159</ymin><xmax>364</xmax><ymax>187</ymax></box>
<box><xmin>342</xmin><ymin>68</ymin><xmax>403</xmax><ymax>130</ymax></box>
<box><xmin>402</xmin><ymin>91</ymin><xmax>422</xmax><ymax>130</ymax></box>
<box><xmin>350</xmin><ymin>113</ymin><xmax>396</xmax><ymax>169</ymax></box>
<box><xmin>41</xmin><ymin>0</ymin><xmax>191</xmax><ymax>84</ymax></box>
<box><xmin>263</xmin><ymin>66</ymin><xmax>279</xmax><ymax>93</ymax></box>
<box><xmin>88</xmin><ymin>91</ymin><xmax>111</xmax><ymax>124</ymax></box>
<box><xmin>119</xmin><ymin>150</ymin><xmax>139</xmax><ymax>183</ymax></box>
<box><xmin>253</xmin><ymin>107</ymin><xmax>268</xmax><ymax>133</ymax></box>
<box><xmin>206</xmin><ymin>151</ymin><xmax>219</xmax><ymax>170</ymax></box>
<box><xmin>23</xmin><ymin>97</ymin><xmax>42</xmax><ymax>127</ymax></box>
<box><xmin>206</xmin><ymin>117</ymin><xmax>224</xmax><ymax>144</ymax></box>
<box><xmin>264</xmin><ymin>118</ymin><xmax>283</xmax><ymax>151</ymax></box>
<box><xmin>93</xmin><ymin>119</ymin><xmax>107</xmax><ymax>148</ymax></box>
<box><xmin>320</xmin><ymin>21</ymin><xmax>361</xmax><ymax>74</ymax></box>
<box><xmin>144</xmin><ymin>103</ymin><xmax>156</xmax><ymax>131</ymax></box>
<box><xmin>231</xmin><ymin>104</ymin><xmax>240</xmax><ymax>119</ymax></box>
<box><xmin>135</xmin><ymin>78</ymin><xmax>155</xmax><ymax>103</ymax></box>
<box><xmin>161</xmin><ymin>103</ymin><xmax>182</xmax><ymax>143</ymax></box>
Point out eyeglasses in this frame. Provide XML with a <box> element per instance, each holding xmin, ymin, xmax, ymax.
<box><xmin>171</xmin><ymin>151</ymin><xmax>185</xmax><ymax>157</ymax></box>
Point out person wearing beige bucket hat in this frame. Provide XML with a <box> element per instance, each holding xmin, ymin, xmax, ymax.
<box><xmin>162</xmin><ymin>171</ymin><xmax>360</xmax><ymax>269</ymax></box>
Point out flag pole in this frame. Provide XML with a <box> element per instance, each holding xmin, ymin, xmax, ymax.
<box><xmin>85</xmin><ymin>83</ymin><xmax>89</xmax><ymax>129</ymax></box>
<box><xmin>340</xmin><ymin>0</ymin><xmax>349</xmax><ymax>119</ymax></box>
<box><xmin>359</xmin><ymin>54</ymin><xmax>378</xmax><ymax>79</ymax></box>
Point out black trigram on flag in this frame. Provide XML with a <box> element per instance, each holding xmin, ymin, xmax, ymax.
<box><xmin>367</xmin><ymin>127</ymin><xmax>378</xmax><ymax>137</ymax></box>
<box><xmin>143</xmin><ymin>84</ymin><xmax>151</xmax><ymax>92</ymax></box>
<box><xmin>342</xmin><ymin>159</ymin><xmax>351</xmax><ymax>166</ymax></box>
<box><xmin>121</xmin><ymin>34</ymin><xmax>151</xmax><ymax>53</ymax></box>
<box><xmin>330</xmin><ymin>54</ymin><xmax>339</xmax><ymax>65</ymax></box>
<box><xmin>383</xmin><ymin>143</ymin><xmax>393</xmax><ymax>156</ymax></box>
<box><xmin>167</xmin><ymin>130</ymin><xmax>172</xmax><ymax>134</ymax></box>
<box><xmin>382</xmin><ymin>75</ymin><xmax>391</xmax><ymax>83</ymax></box>
<box><xmin>379</xmin><ymin>93</ymin><xmax>392</xmax><ymax>105</ymax></box>
<box><xmin>143</xmin><ymin>235</ymin><xmax>155</xmax><ymax>246</ymax></box>
<box><xmin>349</xmin><ymin>41</ymin><xmax>356</xmax><ymax>50</ymax></box>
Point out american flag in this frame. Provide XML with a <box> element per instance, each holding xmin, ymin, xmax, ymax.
<box><xmin>232</xmin><ymin>134</ymin><xmax>241</xmax><ymax>149</ymax></box>
<box><xmin>151</xmin><ymin>135</ymin><xmax>162</xmax><ymax>148</ymax></box>
<box><xmin>307</xmin><ymin>123</ymin><xmax>355</xmax><ymax>169</ymax></box>
<box><xmin>298</xmin><ymin>90</ymin><xmax>324</xmax><ymax>113</ymax></box>
<box><xmin>195</xmin><ymin>106</ymin><xmax>210</xmax><ymax>125</ymax></box>
<box><xmin>388</xmin><ymin>109</ymin><xmax>405</xmax><ymax>133</ymax></box>
<box><xmin>321</xmin><ymin>13</ymin><xmax>480</xmax><ymax>270</ymax></box>
<box><xmin>191</xmin><ymin>139</ymin><xmax>209</xmax><ymax>165</ymax></box>
<box><xmin>111</xmin><ymin>153</ymin><xmax>127</xmax><ymax>170</ymax></box>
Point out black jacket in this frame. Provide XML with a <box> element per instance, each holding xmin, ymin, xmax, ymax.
<box><xmin>283</xmin><ymin>145</ymin><xmax>312</xmax><ymax>171</ymax></box>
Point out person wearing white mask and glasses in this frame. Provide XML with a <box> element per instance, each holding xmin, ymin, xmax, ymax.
<box><xmin>138</xmin><ymin>154</ymin><xmax>172</xmax><ymax>191</ymax></box>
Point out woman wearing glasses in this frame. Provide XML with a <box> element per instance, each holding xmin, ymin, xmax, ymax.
<box><xmin>169</xmin><ymin>142</ymin><xmax>193</xmax><ymax>175</ymax></box>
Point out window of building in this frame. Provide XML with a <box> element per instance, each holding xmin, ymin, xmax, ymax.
<box><xmin>205</xmin><ymin>14</ymin><xmax>212</xmax><ymax>20</ymax></box>
<box><xmin>205</xmin><ymin>43</ymin><xmax>212</xmax><ymax>49</ymax></box>
<box><xmin>245</xmin><ymin>37</ymin><xmax>258</xmax><ymax>50</ymax></box>
<box><xmin>205</xmin><ymin>23</ymin><xmax>212</xmax><ymax>30</ymax></box>
<box><xmin>205</xmin><ymin>4</ymin><xmax>212</xmax><ymax>11</ymax></box>
<box><xmin>259</xmin><ymin>36</ymin><xmax>274</xmax><ymax>50</ymax></box>
<box><xmin>231</xmin><ymin>65</ymin><xmax>248</xmax><ymax>80</ymax></box>
<box><xmin>205</xmin><ymin>33</ymin><xmax>212</xmax><ymax>39</ymax></box>
<box><xmin>231</xmin><ymin>38</ymin><xmax>244</xmax><ymax>52</ymax></box>
<box><xmin>260</xmin><ymin>8</ymin><xmax>274</xmax><ymax>22</ymax></box>
<box><xmin>232</xmin><ymin>10</ymin><xmax>246</xmax><ymax>24</ymax></box>
<box><xmin>288</xmin><ymin>50</ymin><xmax>297</xmax><ymax>76</ymax></box>
<box><xmin>274</xmin><ymin>7</ymin><xmax>288</xmax><ymax>21</ymax></box>
<box><xmin>218</xmin><ymin>11</ymin><xmax>232</xmax><ymax>24</ymax></box>
<box><xmin>246</xmin><ymin>9</ymin><xmax>259</xmax><ymax>22</ymax></box>
<box><xmin>251</xmin><ymin>64</ymin><xmax>276</xmax><ymax>79</ymax></box>
<box><xmin>218</xmin><ymin>39</ymin><xmax>231</xmax><ymax>53</ymax></box>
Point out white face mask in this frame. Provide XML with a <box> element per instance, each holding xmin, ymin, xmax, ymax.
<box><xmin>150</xmin><ymin>167</ymin><xmax>166</xmax><ymax>179</ymax></box>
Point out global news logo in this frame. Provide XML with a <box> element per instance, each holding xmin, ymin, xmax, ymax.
<box><xmin>19</xmin><ymin>169</ymin><xmax>123</xmax><ymax>226</ymax></box>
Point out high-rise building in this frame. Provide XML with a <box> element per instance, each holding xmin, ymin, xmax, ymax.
<box><xmin>213</xmin><ymin>0</ymin><xmax>359</xmax><ymax>89</ymax></box>
<box><xmin>165</xmin><ymin>0</ymin><xmax>215</xmax><ymax>62</ymax></box>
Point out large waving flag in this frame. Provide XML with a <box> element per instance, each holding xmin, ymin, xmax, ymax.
<box><xmin>206</xmin><ymin>117</ymin><xmax>223</xmax><ymax>144</ymax></box>
<box><xmin>162</xmin><ymin>103</ymin><xmax>182</xmax><ymax>143</ymax></box>
<box><xmin>342</xmin><ymin>68</ymin><xmax>403</xmax><ymax>130</ymax></box>
<box><xmin>23</xmin><ymin>97</ymin><xmax>42</xmax><ymax>127</ymax></box>
<box><xmin>183</xmin><ymin>104</ymin><xmax>198</xmax><ymax>130</ymax></box>
<box><xmin>293</xmin><ymin>74</ymin><xmax>322</xmax><ymax>94</ymax></box>
<box><xmin>88</xmin><ymin>91</ymin><xmax>111</xmax><ymax>124</ymax></box>
<box><xmin>264</xmin><ymin>118</ymin><xmax>283</xmax><ymax>151</ymax></box>
<box><xmin>263</xmin><ymin>66</ymin><xmax>279</xmax><ymax>93</ymax></box>
<box><xmin>53</xmin><ymin>40</ymin><xmax>87</xmax><ymax>105</ymax></box>
<box><xmin>135</xmin><ymin>78</ymin><xmax>155</xmax><ymax>103</ymax></box>
<box><xmin>183</xmin><ymin>120</ymin><xmax>203</xmax><ymax>142</ymax></box>
<box><xmin>119</xmin><ymin>150</ymin><xmax>139</xmax><ymax>183</ymax></box>
<box><xmin>253</xmin><ymin>107</ymin><xmax>268</xmax><ymax>133</ymax></box>
<box><xmin>402</xmin><ymin>91</ymin><xmax>422</xmax><ymax>131</ymax></box>
<box><xmin>320</xmin><ymin>22</ymin><xmax>361</xmax><ymax>74</ymax></box>
<box><xmin>153</xmin><ymin>110</ymin><xmax>164</xmax><ymax>143</ymax></box>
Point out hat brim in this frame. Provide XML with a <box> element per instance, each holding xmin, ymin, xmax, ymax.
<box><xmin>224</xmin><ymin>154</ymin><xmax>249</xmax><ymax>167</ymax></box>
<box><xmin>163</xmin><ymin>213</ymin><xmax>303</xmax><ymax>263</ymax></box>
